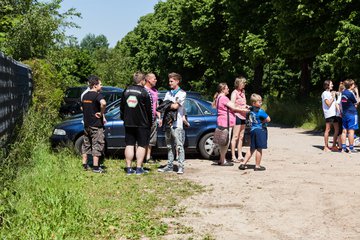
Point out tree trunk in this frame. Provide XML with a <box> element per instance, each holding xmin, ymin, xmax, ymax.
<box><xmin>299</xmin><ymin>59</ymin><xmax>311</xmax><ymax>98</ymax></box>
<box><xmin>253</xmin><ymin>63</ymin><xmax>264</xmax><ymax>95</ymax></box>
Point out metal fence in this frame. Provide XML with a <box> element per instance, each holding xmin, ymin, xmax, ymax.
<box><xmin>0</xmin><ymin>52</ymin><xmax>33</xmax><ymax>149</ymax></box>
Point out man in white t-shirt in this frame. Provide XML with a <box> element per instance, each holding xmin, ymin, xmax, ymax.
<box><xmin>158</xmin><ymin>72</ymin><xmax>186</xmax><ymax>174</ymax></box>
<box><xmin>321</xmin><ymin>80</ymin><xmax>339</xmax><ymax>152</ymax></box>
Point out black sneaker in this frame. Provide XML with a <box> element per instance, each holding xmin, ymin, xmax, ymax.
<box><xmin>126</xmin><ymin>167</ymin><xmax>136</xmax><ymax>175</ymax></box>
<box><xmin>136</xmin><ymin>167</ymin><xmax>149</xmax><ymax>175</ymax></box>
<box><xmin>83</xmin><ymin>164</ymin><xmax>89</xmax><ymax>171</ymax></box>
<box><xmin>92</xmin><ymin>167</ymin><xmax>105</xmax><ymax>173</ymax></box>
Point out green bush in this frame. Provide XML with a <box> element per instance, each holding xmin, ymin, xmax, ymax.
<box><xmin>266</xmin><ymin>96</ymin><xmax>325</xmax><ymax>130</ymax></box>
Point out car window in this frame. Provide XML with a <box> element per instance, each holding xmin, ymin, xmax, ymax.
<box><xmin>65</xmin><ymin>88</ymin><xmax>83</xmax><ymax>98</ymax></box>
<box><xmin>184</xmin><ymin>99</ymin><xmax>201</xmax><ymax>116</ymax></box>
<box><xmin>198</xmin><ymin>102</ymin><xmax>213</xmax><ymax>115</ymax></box>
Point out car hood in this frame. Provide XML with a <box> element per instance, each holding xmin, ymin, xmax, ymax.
<box><xmin>55</xmin><ymin>117</ymin><xmax>83</xmax><ymax>129</ymax></box>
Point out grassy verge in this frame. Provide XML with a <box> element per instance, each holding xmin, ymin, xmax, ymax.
<box><xmin>0</xmin><ymin>146</ymin><xmax>203</xmax><ymax>239</ymax></box>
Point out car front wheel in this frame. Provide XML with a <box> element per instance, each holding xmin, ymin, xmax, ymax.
<box><xmin>74</xmin><ymin>135</ymin><xmax>84</xmax><ymax>155</ymax></box>
<box><xmin>198</xmin><ymin>132</ymin><xmax>220</xmax><ymax>159</ymax></box>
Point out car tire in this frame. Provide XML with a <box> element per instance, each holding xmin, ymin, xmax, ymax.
<box><xmin>198</xmin><ymin>132</ymin><xmax>220</xmax><ymax>159</ymax></box>
<box><xmin>74</xmin><ymin>135</ymin><xmax>84</xmax><ymax>155</ymax></box>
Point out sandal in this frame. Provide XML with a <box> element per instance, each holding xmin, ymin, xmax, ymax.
<box><xmin>254</xmin><ymin>166</ymin><xmax>266</xmax><ymax>171</ymax></box>
<box><xmin>238</xmin><ymin>164</ymin><xmax>248</xmax><ymax>170</ymax></box>
<box><xmin>232</xmin><ymin>158</ymin><xmax>242</xmax><ymax>163</ymax></box>
<box><xmin>218</xmin><ymin>161</ymin><xmax>234</xmax><ymax>166</ymax></box>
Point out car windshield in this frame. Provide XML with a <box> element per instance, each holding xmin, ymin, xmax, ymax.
<box><xmin>65</xmin><ymin>88</ymin><xmax>85</xmax><ymax>98</ymax></box>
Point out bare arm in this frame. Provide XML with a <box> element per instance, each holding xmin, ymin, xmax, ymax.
<box><xmin>226</xmin><ymin>101</ymin><xmax>249</xmax><ymax>113</ymax></box>
<box><xmin>95</xmin><ymin>99</ymin><xmax>106</xmax><ymax>119</ymax></box>
<box><xmin>230</xmin><ymin>91</ymin><xmax>237</xmax><ymax>103</ymax></box>
<box><xmin>325</xmin><ymin>92</ymin><xmax>335</xmax><ymax>107</ymax></box>
<box><xmin>263</xmin><ymin>116</ymin><xmax>271</xmax><ymax>123</ymax></box>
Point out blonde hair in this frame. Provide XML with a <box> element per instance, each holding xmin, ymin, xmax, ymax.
<box><xmin>234</xmin><ymin>76</ymin><xmax>246</xmax><ymax>89</ymax></box>
<box><xmin>250</xmin><ymin>93</ymin><xmax>262</xmax><ymax>104</ymax></box>
<box><xmin>168</xmin><ymin>72</ymin><xmax>182</xmax><ymax>82</ymax></box>
<box><xmin>212</xmin><ymin>83</ymin><xmax>228</xmax><ymax>108</ymax></box>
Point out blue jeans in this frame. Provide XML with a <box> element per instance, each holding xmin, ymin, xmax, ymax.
<box><xmin>165</xmin><ymin>127</ymin><xmax>185</xmax><ymax>168</ymax></box>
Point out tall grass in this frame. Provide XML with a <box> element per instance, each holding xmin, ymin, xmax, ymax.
<box><xmin>1</xmin><ymin>146</ymin><xmax>92</xmax><ymax>239</ymax></box>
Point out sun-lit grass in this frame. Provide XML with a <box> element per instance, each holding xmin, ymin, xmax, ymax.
<box><xmin>0</xmin><ymin>146</ymin><xmax>203</xmax><ymax>239</ymax></box>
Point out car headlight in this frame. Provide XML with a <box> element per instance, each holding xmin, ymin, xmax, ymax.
<box><xmin>53</xmin><ymin>129</ymin><xmax>66</xmax><ymax>135</ymax></box>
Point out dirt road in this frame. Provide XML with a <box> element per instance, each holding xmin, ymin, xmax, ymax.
<box><xmin>162</xmin><ymin>126</ymin><xmax>360</xmax><ymax>240</ymax></box>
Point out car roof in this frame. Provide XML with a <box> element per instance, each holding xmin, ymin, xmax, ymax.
<box><xmin>66</xmin><ymin>86</ymin><xmax>123</xmax><ymax>92</ymax></box>
<box><xmin>158</xmin><ymin>90</ymin><xmax>203</xmax><ymax>99</ymax></box>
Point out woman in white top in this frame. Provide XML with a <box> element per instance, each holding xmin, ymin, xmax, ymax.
<box><xmin>321</xmin><ymin>80</ymin><xmax>339</xmax><ymax>152</ymax></box>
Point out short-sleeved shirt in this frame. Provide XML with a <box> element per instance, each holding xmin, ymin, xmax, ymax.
<box><xmin>321</xmin><ymin>91</ymin><xmax>336</xmax><ymax>119</ymax></box>
<box><xmin>164</xmin><ymin>89</ymin><xmax>186</xmax><ymax>129</ymax></box>
<box><xmin>216</xmin><ymin>96</ymin><xmax>236</xmax><ymax>128</ymax></box>
<box><xmin>341</xmin><ymin>89</ymin><xmax>357</xmax><ymax>116</ymax></box>
<box><xmin>120</xmin><ymin>85</ymin><xmax>153</xmax><ymax>128</ymax></box>
<box><xmin>232</xmin><ymin>89</ymin><xmax>247</xmax><ymax>120</ymax></box>
<box><xmin>145</xmin><ymin>86</ymin><xmax>158</xmax><ymax>118</ymax></box>
<box><xmin>249</xmin><ymin>107</ymin><xmax>269</xmax><ymax>131</ymax></box>
<box><xmin>82</xmin><ymin>91</ymin><xmax>105</xmax><ymax>127</ymax></box>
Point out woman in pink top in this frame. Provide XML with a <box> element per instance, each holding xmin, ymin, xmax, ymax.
<box><xmin>230</xmin><ymin>77</ymin><xmax>248</xmax><ymax>162</ymax></box>
<box><xmin>212</xmin><ymin>83</ymin><xmax>249</xmax><ymax>166</ymax></box>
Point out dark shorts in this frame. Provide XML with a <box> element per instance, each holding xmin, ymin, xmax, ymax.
<box><xmin>125</xmin><ymin>126</ymin><xmax>151</xmax><ymax>147</ymax></box>
<box><xmin>82</xmin><ymin>126</ymin><xmax>105</xmax><ymax>157</ymax></box>
<box><xmin>236</xmin><ymin>116</ymin><xmax>246</xmax><ymax>125</ymax></box>
<box><xmin>250</xmin><ymin>128</ymin><xmax>268</xmax><ymax>150</ymax></box>
<box><xmin>325</xmin><ymin>116</ymin><xmax>338</xmax><ymax>123</ymax></box>
<box><xmin>337</xmin><ymin>116</ymin><xmax>343</xmax><ymax>135</ymax></box>
<box><xmin>149</xmin><ymin>122</ymin><xmax>158</xmax><ymax>146</ymax></box>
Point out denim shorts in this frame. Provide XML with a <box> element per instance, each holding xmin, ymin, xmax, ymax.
<box><xmin>250</xmin><ymin>128</ymin><xmax>268</xmax><ymax>150</ymax></box>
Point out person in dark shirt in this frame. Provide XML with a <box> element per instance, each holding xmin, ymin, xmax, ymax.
<box><xmin>81</xmin><ymin>75</ymin><xmax>106</xmax><ymax>173</ymax></box>
<box><xmin>120</xmin><ymin>72</ymin><xmax>153</xmax><ymax>175</ymax></box>
<box><xmin>340</xmin><ymin>79</ymin><xmax>359</xmax><ymax>153</ymax></box>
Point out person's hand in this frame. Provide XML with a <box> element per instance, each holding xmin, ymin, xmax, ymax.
<box><xmin>158</xmin><ymin>119</ymin><xmax>163</xmax><ymax>127</ymax></box>
<box><xmin>103</xmin><ymin>116</ymin><xmax>107</xmax><ymax>124</ymax></box>
<box><xmin>184</xmin><ymin>120</ymin><xmax>190</xmax><ymax>127</ymax></box>
<box><xmin>331</xmin><ymin>91</ymin><xmax>336</xmax><ymax>98</ymax></box>
<box><xmin>95</xmin><ymin>112</ymin><xmax>102</xmax><ymax>118</ymax></box>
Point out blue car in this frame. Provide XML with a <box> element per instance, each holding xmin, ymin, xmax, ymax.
<box><xmin>51</xmin><ymin>94</ymin><xmax>227</xmax><ymax>159</ymax></box>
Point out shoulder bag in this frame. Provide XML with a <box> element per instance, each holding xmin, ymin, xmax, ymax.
<box><xmin>213</xmin><ymin>96</ymin><xmax>230</xmax><ymax>146</ymax></box>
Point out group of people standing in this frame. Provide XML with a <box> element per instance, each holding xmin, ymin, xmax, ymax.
<box><xmin>212</xmin><ymin>77</ymin><xmax>271</xmax><ymax>171</ymax></box>
<box><xmin>80</xmin><ymin>72</ymin><xmax>187</xmax><ymax>174</ymax></box>
<box><xmin>321</xmin><ymin>79</ymin><xmax>360</xmax><ymax>153</ymax></box>
<box><xmin>80</xmin><ymin>72</ymin><xmax>272</xmax><ymax>174</ymax></box>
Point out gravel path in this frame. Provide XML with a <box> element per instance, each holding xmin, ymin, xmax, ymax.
<box><xmin>162</xmin><ymin>126</ymin><xmax>360</xmax><ymax>240</ymax></box>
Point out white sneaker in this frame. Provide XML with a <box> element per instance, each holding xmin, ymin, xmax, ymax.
<box><xmin>354</xmin><ymin>137</ymin><xmax>360</xmax><ymax>146</ymax></box>
<box><xmin>177</xmin><ymin>167</ymin><xmax>184</xmax><ymax>174</ymax></box>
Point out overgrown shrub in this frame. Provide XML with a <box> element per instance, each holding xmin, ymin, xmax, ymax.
<box><xmin>266</xmin><ymin>96</ymin><xmax>324</xmax><ymax>130</ymax></box>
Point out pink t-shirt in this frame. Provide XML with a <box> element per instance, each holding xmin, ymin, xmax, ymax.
<box><xmin>145</xmin><ymin>87</ymin><xmax>158</xmax><ymax>118</ymax></box>
<box><xmin>216</xmin><ymin>96</ymin><xmax>236</xmax><ymax>127</ymax></box>
<box><xmin>232</xmin><ymin>89</ymin><xmax>247</xmax><ymax>119</ymax></box>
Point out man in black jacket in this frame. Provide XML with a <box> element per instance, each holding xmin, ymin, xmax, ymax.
<box><xmin>120</xmin><ymin>72</ymin><xmax>153</xmax><ymax>174</ymax></box>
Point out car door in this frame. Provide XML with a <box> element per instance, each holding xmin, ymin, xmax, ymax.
<box><xmin>156</xmin><ymin>98</ymin><xmax>205</xmax><ymax>148</ymax></box>
<box><xmin>104</xmin><ymin>110</ymin><xmax>126</xmax><ymax>150</ymax></box>
<box><xmin>183</xmin><ymin>98</ymin><xmax>207</xmax><ymax>148</ymax></box>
